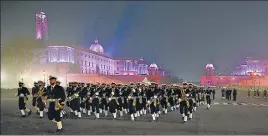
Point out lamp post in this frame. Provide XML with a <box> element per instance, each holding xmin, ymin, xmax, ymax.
<box><xmin>43</xmin><ymin>70</ymin><xmax>46</xmax><ymax>83</ymax></box>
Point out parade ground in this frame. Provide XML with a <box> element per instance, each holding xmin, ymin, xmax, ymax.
<box><xmin>1</xmin><ymin>89</ymin><xmax>268</xmax><ymax>135</ymax></box>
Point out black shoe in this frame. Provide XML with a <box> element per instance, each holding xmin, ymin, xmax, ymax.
<box><xmin>39</xmin><ymin>116</ymin><xmax>43</xmax><ymax>118</ymax></box>
<box><xmin>56</xmin><ymin>128</ymin><xmax>63</xmax><ymax>132</ymax></box>
<box><xmin>21</xmin><ymin>115</ymin><xmax>26</xmax><ymax>118</ymax></box>
<box><xmin>28</xmin><ymin>110</ymin><xmax>32</xmax><ymax>116</ymax></box>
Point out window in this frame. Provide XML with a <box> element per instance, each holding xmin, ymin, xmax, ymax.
<box><xmin>85</xmin><ymin>55</ymin><xmax>86</xmax><ymax>57</ymax></box>
<box><xmin>85</xmin><ymin>61</ymin><xmax>87</xmax><ymax>66</ymax></box>
<box><xmin>81</xmin><ymin>60</ymin><xmax>83</xmax><ymax>65</ymax></box>
<box><xmin>89</xmin><ymin>62</ymin><xmax>90</xmax><ymax>67</ymax></box>
<box><xmin>81</xmin><ymin>53</ymin><xmax>83</xmax><ymax>56</ymax></box>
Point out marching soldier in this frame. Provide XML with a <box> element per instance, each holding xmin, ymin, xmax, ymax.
<box><xmin>115</xmin><ymin>84</ymin><xmax>124</xmax><ymax>117</ymax></box>
<box><xmin>160</xmin><ymin>84</ymin><xmax>168</xmax><ymax>115</ymax></box>
<box><xmin>178</xmin><ymin>82</ymin><xmax>189</xmax><ymax>122</ymax></box>
<box><xmin>85</xmin><ymin>83</ymin><xmax>93</xmax><ymax>116</ymax></box>
<box><xmin>92</xmin><ymin>86</ymin><xmax>100</xmax><ymax>119</ymax></box>
<box><xmin>186</xmin><ymin>83</ymin><xmax>194</xmax><ymax>120</ymax></box>
<box><xmin>140</xmin><ymin>84</ymin><xmax>148</xmax><ymax>115</ymax></box>
<box><xmin>79</xmin><ymin>83</ymin><xmax>88</xmax><ymax>114</ymax></box>
<box><xmin>16</xmin><ymin>82</ymin><xmax>32</xmax><ymax>117</ymax></box>
<box><xmin>46</xmin><ymin>76</ymin><xmax>66</xmax><ymax>132</ymax></box>
<box><xmin>233</xmin><ymin>88</ymin><xmax>237</xmax><ymax>101</ymax></box>
<box><xmin>32</xmin><ymin>82</ymin><xmax>39</xmax><ymax>114</ymax></box>
<box><xmin>36</xmin><ymin>81</ymin><xmax>47</xmax><ymax>118</ymax></box>
<box><xmin>205</xmin><ymin>88</ymin><xmax>212</xmax><ymax>109</ymax></box>
<box><xmin>264</xmin><ymin>89</ymin><xmax>267</xmax><ymax>98</ymax></box>
<box><xmin>74</xmin><ymin>82</ymin><xmax>82</xmax><ymax>118</ymax></box>
<box><xmin>128</xmin><ymin>83</ymin><xmax>137</xmax><ymax>121</ymax></box>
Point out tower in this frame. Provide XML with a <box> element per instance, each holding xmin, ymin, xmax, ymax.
<box><xmin>205</xmin><ymin>63</ymin><xmax>215</xmax><ymax>85</ymax></box>
<box><xmin>36</xmin><ymin>9</ymin><xmax>48</xmax><ymax>45</ymax></box>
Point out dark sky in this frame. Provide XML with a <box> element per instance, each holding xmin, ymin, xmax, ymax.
<box><xmin>1</xmin><ymin>1</ymin><xmax>268</xmax><ymax>81</ymax></box>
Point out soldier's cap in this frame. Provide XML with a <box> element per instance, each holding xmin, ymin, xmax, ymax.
<box><xmin>73</xmin><ymin>82</ymin><xmax>78</xmax><ymax>84</ymax></box>
<box><xmin>38</xmin><ymin>80</ymin><xmax>43</xmax><ymax>83</ymax></box>
<box><xmin>49</xmin><ymin>76</ymin><xmax>57</xmax><ymax>80</ymax></box>
<box><xmin>117</xmin><ymin>84</ymin><xmax>122</xmax><ymax>86</ymax></box>
<box><xmin>81</xmin><ymin>83</ymin><xmax>85</xmax><ymax>84</ymax></box>
<box><xmin>87</xmin><ymin>83</ymin><xmax>91</xmax><ymax>85</ymax></box>
<box><xmin>182</xmin><ymin>82</ymin><xmax>188</xmax><ymax>85</ymax></box>
<box><xmin>111</xmin><ymin>82</ymin><xmax>116</xmax><ymax>85</ymax></box>
<box><xmin>130</xmin><ymin>83</ymin><xmax>134</xmax><ymax>85</ymax></box>
<box><xmin>102</xmin><ymin>83</ymin><xmax>106</xmax><ymax>85</ymax></box>
<box><xmin>34</xmin><ymin>82</ymin><xmax>38</xmax><ymax>84</ymax></box>
<box><xmin>189</xmin><ymin>83</ymin><xmax>193</xmax><ymax>86</ymax></box>
<box><xmin>19</xmin><ymin>81</ymin><xmax>24</xmax><ymax>84</ymax></box>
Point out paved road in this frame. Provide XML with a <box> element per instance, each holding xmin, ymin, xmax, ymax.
<box><xmin>1</xmin><ymin>89</ymin><xmax>268</xmax><ymax>135</ymax></box>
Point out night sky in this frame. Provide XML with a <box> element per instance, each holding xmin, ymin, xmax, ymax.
<box><xmin>1</xmin><ymin>1</ymin><xmax>268</xmax><ymax>81</ymax></box>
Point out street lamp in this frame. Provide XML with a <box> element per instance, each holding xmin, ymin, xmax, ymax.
<box><xmin>43</xmin><ymin>70</ymin><xmax>46</xmax><ymax>83</ymax></box>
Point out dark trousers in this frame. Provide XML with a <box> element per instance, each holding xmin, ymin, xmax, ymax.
<box><xmin>92</xmin><ymin>99</ymin><xmax>100</xmax><ymax>113</ymax></box>
<box><xmin>150</xmin><ymin>103</ymin><xmax>157</xmax><ymax>114</ymax></box>
<box><xmin>18</xmin><ymin>97</ymin><xmax>26</xmax><ymax>110</ymax></box>
<box><xmin>213</xmin><ymin>94</ymin><xmax>215</xmax><ymax>100</ymax></box>
<box><xmin>100</xmin><ymin>98</ymin><xmax>108</xmax><ymax>111</ymax></box>
<box><xmin>161</xmin><ymin>99</ymin><xmax>167</xmax><ymax>109</ymax></box>
<box><xmin>48</xmin><ymin>102</ymin><xmax>61</xmax><ymax>122</ymax></box>
<box><xmin>73</xmin><ymin>98</ymin><xmax>80</xmax><ymax>112</ymax></box>
<box><xmin>128</xmin><ymin>102</ymin><xmax>136</xmax><ymax>114</ymax></box>
<box><xmin>37</xmin><ymin>97</ymin><xmax>45</xmax><ymax>111</ymax></box>
<box><xmin>32</xmin><ymin>97</ymin><xmax>37</xmax><ymax>107</ymax></box>
<box><xmin>117</xmin><ymin>98</ymin><xmax>123</xmax><ymax>111</ymax></box>
<box><xmin>179</xmin><ymin>101</ymin><xmax>188</xmax><ymax>115</ymax></box>
<box><xmin>233</xmin><ymin>94</ymin><xmax>237</xmax><ymax>101</ymax></box>
<box><xmin>206</xmin><ymin>96</ymin><xmax>211</xmax><ymax>105</ymax></box>
<box><xmin>188</xmin><ymin>99</ymin><xmax>193</xmax><ymax>113</ymax></box>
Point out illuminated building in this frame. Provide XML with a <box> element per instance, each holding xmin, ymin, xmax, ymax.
<box><xmin>34</xmin><ymin>9</ymin><xmax>171</xmax><ymax>78</ymax></box>
<box><xmin>200</xmin><ymin>58</ymin><xmax>268</xmax><ymax>86</ymax></box>
<box><xmin>36</xmin><ymin>9</ymin><xmax>48</xmax><ymax>43</ymax></box>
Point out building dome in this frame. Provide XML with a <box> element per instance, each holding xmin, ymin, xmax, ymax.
<box><xmin>206</xmin><ymin>63</ymin><xmax>214</xmax><ymax>69</ymax></box>
<box><xmin>89</xmin><ymin>38</ymin><xmax>104</xmax><ymax>54</ymax></box>
<box><xmin>150</xmin><ymin>62</ymin><xmax>158</xmax><ymax>69</ymax></box>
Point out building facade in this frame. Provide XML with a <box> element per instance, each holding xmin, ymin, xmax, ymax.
<box><xmin>36</xmin><ymin>10</ymin><xmax>171</xmax><ymax>77</ymax></box>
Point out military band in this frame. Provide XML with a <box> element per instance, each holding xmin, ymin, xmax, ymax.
<box><xmin>17</xmin><ymin>76</ymin><xmax>215</xmax><ymax>132</ymax></box>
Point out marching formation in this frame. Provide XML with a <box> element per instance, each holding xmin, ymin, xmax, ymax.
<box><xmin>16</xmin><ymin>76</ymin><xmax>214</xmax><ymax>133</ymax></box>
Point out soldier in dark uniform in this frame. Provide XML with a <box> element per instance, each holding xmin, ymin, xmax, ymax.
<box><xmin>233</xmin><ymin>88</ymin><xmax>237</xmax><ymax>101</ymax></box>
<box><xmin>128</xmin><ymin>83</ymin><xmax>136</xmax><ymax>121</ymax></box>
<box><xmin>31</xmin><ymin>82</ymin><xmax>39</xmax><ymax>114</ymax></box>
<box><xmin>160</xmin><ymin>84</ymin><xmax>168</xmax><ymax>115</ymax></box>
<box><xmin>46</xmin><ymin>76</ymin><xmax>66</xmax><ymax>132</ymax></box>
<box><xmin>92</xmin><ymin>86</ymin><xmax>100</xmax><ymax>119</ymax></box>
<box><xmin>134</xmin><ymin>83</ymin><xmax>142</xmax><ymax>117</ymax></box>
<box><xmin>122</xmin><ymin>85</ymin><xmax>130</xmax><ymax>114</ymax></box>
<box><xmin>115</xmin><ymin>84</ymin><xmax>124</xmax><ymax>117</ymax></box>
<box><xmin>16</xmin><ymin>82</ymin><xmax>32</xmax><ymax>117</ymax></box>
<box><xmin>100</xmin><ymin>83</ymin><xmax>109</xmax><ymax>117</ymax></box>
<box><xmin>79</xmin><ymin>83</ymin><xmax>88</xmax><ymax>114</ymax></box>
<box><xmin>73</xmin><ymin>82</ymin><xmax>82</xmax><ymax>118</ymax></box>
<box><xmin>85</xmin><ymin>83</ymin><xmax>93</xmax><ymax>116</ymax></box>
<box><xmin>36</xmin><ymin>81</ymin><xmax>47</xmax><ymax>118</ymax></box>
<box><xmin>221</xmin><ymin>88</ymin><xmax>225</xmax><ymax>99</ymax></box>
<box><xmin>140</xmin><ymin>84</ymin><xmax>148</xmax><ymax>115</ymax></box>
<box><xmin>66</xmin><ymin>82</ymin><xmax>75</xmax><ymax>115</ymax></box>
<box><xmin>205</xmin><ymin>88</ymin><xmax>212</xmax><ymax>109</ymax></box>
<box><xmin>212</xmin><ymin>89</ymin><xmax>215</xmax><ymax>100</ymax></box>
<box><xmin>179</xmin><ymin>82</ymin><xmax>189</xmax><ymax>122</ymax></box>
<box><xmin>264</xmin><ymin>89</ymin><xmax>267</xmax><ymax>98</ymax></box>
<box><xmin>109</xmin><ymin>90</ymin><xmax>119</xmax><ymax>120</ymax></box>
<box><xmin>257</xmin><ymin>89</ymin><xmax>260</xmax><ymax>98</ymax></box>
<box><xmin>186</xmin><ymin>84</ymin><xmax>194</xmax><ymax>120</ymax></box>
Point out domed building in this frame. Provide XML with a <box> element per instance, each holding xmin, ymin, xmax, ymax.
<box><xmin>89</xmin><ymin>38</ymin><xmax>104</xmax><ymax>54</ymax></box>
<box><xmin>149</xmin><ymin>62</ymin><xmax>158</xmax><ymax>75</ymax></box>
<box><xmin>150</xmin><ymin>62</ymin><xmax>158</xmax><ymax>69</ymax></box>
